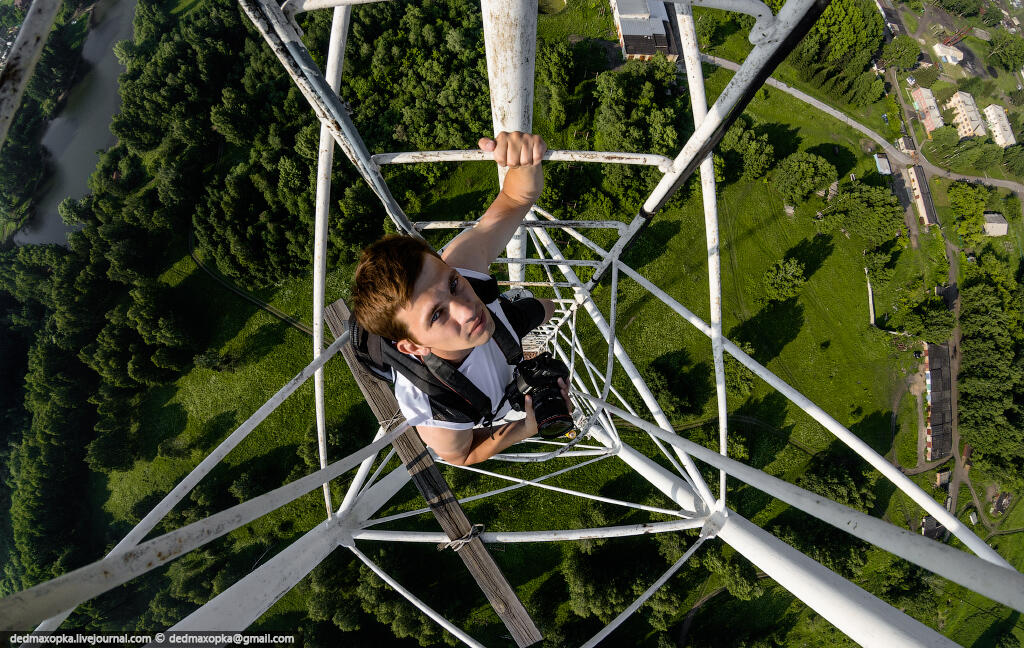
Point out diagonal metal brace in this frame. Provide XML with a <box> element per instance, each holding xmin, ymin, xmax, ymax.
<box><xmin>238</xmin><ymin>0</ymin><xmax>419</xmax><ymax>236</ymax></box>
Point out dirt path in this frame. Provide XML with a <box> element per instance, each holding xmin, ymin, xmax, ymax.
<box><xmin>188</xmin><ymin>229</ymin><xmax>313</xmax><ymax>337</ymax></box>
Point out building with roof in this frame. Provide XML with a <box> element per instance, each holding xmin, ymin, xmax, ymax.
<box><xmin>936</xmin><ymin>470</ymin><xmax>951</xmax><ymax>488</ymax></box>
<box><xmin>933</xmin><ymin>43</ymin><xmax>964</xmax><ymax>65</ymax></box>
<box><xmin>610</xmin><ymin>0</ymin><xmax>679</xmax><ymax>62</ymax></box>
<box><xmin>897</xmin><ymin>136</ymin><xmax>916</xmax><ymax>155</ymax></box>
<box><xmin>873</xmin><ymin>153</ymin><xmax>892</xmax><ymax>175</ymax></box>
<box><xmin>983</xmin><ymin>211</ymin><xmax>1008</xmax><ymax>236</ymax></box>
<box><xmin>920</xmin><ymin>515</ymin><xmax>947</xmax><ymax>539</ymax></box>
<box><xmin>983</xmin><ymin>104</ymin><xmax>1016</xmax><ymax>148</ymax></box>
<box><xmin>945</xmin><ymin>92</ymin><xmax>986</xmax><ymax>139</ymax></box>
<box><xmin>907</xmin><ymin>165</ymin><xmax>938</xmax><ymax>226</ymax></box>
<box><xmin>925</xmin><ymin>343</ymin><xmax>953</xmax><ymax>461</ymax></box>
<box><xmin>911</xmin><ymin>86</ymin><xmax>944</xmax><ymax>133</ymax></box>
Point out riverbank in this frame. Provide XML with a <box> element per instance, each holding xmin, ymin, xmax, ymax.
<box><xmin>0</xmin><ymin>0</ymin><xmax>96</xmax><ymax>245</ymax></box>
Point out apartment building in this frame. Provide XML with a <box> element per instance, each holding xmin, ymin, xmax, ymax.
<box><xmin>983</xmin><ymin>104</ymin><xmax>1017</xmax><ymax>147</ymax></box>
<box><xmin>945</xmin><ymin>91</ymin><xmax>986</xmax><ymax>139</ymax></box>
<box><xmin>911</xmin><ymin>86</ymin><xmax>944</xmax><ymax>133</ymax></box>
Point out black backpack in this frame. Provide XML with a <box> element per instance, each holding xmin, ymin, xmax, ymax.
<box><xmin>348</xmin><ymin>274</ymin><xmax>524</xmax><ymax>425</ymax></box>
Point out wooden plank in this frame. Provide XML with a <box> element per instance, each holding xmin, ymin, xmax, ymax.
<box><xmin>326</xmin><ymin>299</ymin><xmax>542</xmax><ymax>647</ymax></box>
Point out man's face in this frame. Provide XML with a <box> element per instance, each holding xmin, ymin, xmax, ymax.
<box><xmin>394</xmin><ymin>254</ymin><xmax>495</xmax><ymax>360</ymax></box>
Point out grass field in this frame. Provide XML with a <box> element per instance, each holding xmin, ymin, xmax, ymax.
<box><xmin>706</xmin><ymin>26</ymin><xmax>893</xmax><ymax>134</ymax></box>
<box><xmin>901</xmin><ymin>10</ymin><xmax>919</xmax><ymax>35</ymax></box>
<box><xmin>893</xmin><ymin>390</ymin><xmax>918</xmax><ymax>467</ymax></box>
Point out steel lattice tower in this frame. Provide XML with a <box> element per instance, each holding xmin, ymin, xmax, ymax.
<box><xmin>2</xmin><ymin>0</ymin><xmax>1023</xmax><ymax>645</ymax></box>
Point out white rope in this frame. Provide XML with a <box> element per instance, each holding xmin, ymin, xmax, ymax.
<box><xmin>437</xmin><ymin>524</ymin><xmax>485</xmax><ymax>552</ymax></box>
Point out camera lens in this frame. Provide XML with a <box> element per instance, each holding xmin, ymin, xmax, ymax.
<box><xmin>531</xmin><ymin>385</ymin><xmax>573</xmax><ymax>438</ymax></box>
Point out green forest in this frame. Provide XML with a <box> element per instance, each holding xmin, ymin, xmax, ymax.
<box><xmin>1</xmin><ymin>0</ymin><xmax>1023</xmax><ymax>644</ymax></box>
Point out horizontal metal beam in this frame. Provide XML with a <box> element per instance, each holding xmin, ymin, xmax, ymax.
<box><xmin>352</xmin><ymin>518</ymin><xmax>706</xmax><ymax>543</ymax></box>
<box><xmin>372</xmin><ymin>149</ymin><xmax>672</xmax><ymax>170</ymax></box>
<box><xmin>282</xmin><ymin>0</ymin><xmax>387</xmax><ymax>18</ymax></box>
<box><xmin>415</xmin><ymin>219</ymin><xmax>625</xmax><ymax>231</ymax></box>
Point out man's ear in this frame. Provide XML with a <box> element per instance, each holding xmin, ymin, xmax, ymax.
<box><xmin>396</xmin><ymin>338</ymin><xmax>429</xmax><ymax>357</ymax></box>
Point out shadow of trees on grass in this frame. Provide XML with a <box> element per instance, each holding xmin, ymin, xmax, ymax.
<box><xmin>728</xmin><ymin>298</ymin><xmax>804</xmax><ymax>365</ymax></box>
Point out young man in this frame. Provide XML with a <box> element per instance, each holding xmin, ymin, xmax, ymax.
<box><xmin>351</xmin><ymin>132</ymin><xmax>569</xmax><ymax>466</ymax></box>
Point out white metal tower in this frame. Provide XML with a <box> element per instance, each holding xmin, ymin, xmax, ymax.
<box><xmin>2</xmin><ymin>0</ymin><xmax>1023</xmax><ymax>645</ymax></box>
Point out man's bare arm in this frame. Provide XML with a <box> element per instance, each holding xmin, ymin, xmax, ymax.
<box><xmin>416</xmin><ymin>395</ymin><xmax>541</xmax><ymax>465</ymax></box>
<box><xmin>442</xmin><ymin>132</ymin><xmax>546</xmax><ymax>274</ymax></box>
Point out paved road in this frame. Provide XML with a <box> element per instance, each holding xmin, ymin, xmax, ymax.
<box><xmin>704</xmin><ymin>54</ymin><xmax>1024</xmax><ymax>203</ymax></box>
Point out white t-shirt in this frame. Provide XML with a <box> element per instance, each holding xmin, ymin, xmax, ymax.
<box><xmin>394</xmin><ymin>268</ymin><xmax>528</xmax><ymax>431</ymax></box>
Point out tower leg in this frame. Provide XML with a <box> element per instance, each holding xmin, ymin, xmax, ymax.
<box><xmin>481</xmin><ymin>0</ymin><xmax>537</xmax><ymax>283</ymax></box>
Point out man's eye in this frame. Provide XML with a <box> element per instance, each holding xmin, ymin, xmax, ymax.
<box><xmin>449</xmin><ymin>277</ymin><xmax>458</xmax><ymax>293</ymax></box>
<box><xmin>430</xmin><ymin>310</ymin><xmax>442</xmax><ymax>324</ymax></box>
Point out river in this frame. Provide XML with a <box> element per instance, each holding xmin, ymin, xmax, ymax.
<box><xmin>12</xmin><ymin>0</ymin><xmax>138</xmax><ymax>246</ymax></box>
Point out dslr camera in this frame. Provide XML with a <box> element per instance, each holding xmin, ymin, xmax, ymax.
<box><xmin>504</xmin><ymin>352</ymin><xmax>574</xmax><ymax>438</ymax></box>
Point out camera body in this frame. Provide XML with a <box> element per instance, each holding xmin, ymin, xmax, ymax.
<box><xmin>504</xmin><ymin>352</ymin><xmax>574</xmax><ymax>438</ymax></box>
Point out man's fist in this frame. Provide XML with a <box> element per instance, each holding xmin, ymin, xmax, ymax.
<box><xmin>478</xmin><ymin>132</ymin><xmax>547</xmax><ymax>168</ymax></box>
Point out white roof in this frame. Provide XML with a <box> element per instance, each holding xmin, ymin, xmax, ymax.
<box><xmin>617</xmin><ymin>0</ymin><xmax>650</xmax><ymax>18</ymax></box>
<box><xmin>619</xmin><ymin>17</ymin><xmax>653</xmax><ymax>36</ymax></box>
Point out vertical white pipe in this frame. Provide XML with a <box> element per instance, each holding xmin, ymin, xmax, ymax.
<box><xmin>676</xmin><ymin>2</ymin><xmax>729</xmax><ymax>502</ymax></box>
<box><xmin>312</xmin><ymin>6</ymin><xmax>352</xmax><ymax>519</ymax></box>
<box><xmin>0</xmin><ymin>0</ymin><xmax>62</xmax><ymax>147</ymax></box>
<box><xmin>481</xmin><ymin>0</ymin><xmax>537</xmax><ymax>282</ymax></box>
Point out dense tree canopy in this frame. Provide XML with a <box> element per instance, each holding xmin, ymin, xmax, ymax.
<box><xmin>760</xmin><ymin>258</ymin><xmax>806</xmax><ymax>303</ymax></box>
<box><xmin>780</xmin><ymin>0</ymin><xmax>886</xmax><ymax>107</ymax></box>
<box><xmin>988</xmin><ymin>30</ymin><xmax>1024</xmax><ymax>72</ymax></box>
<box><xmin>959</xmin><ymin>277</ymin><xmax>1024</xmax><ymax>483</ymax></box>
<box><xmin>881</xmin><ymin>35</ymin><xmax>921</xmax><ymax>70</ymax></box>
<box><xmin>720</xmin><ymin>116</ymin><xmax>776</xmax><ymax>181</ymax></box>
<box><xmin>819</xmin><ymin>181</ymin><xmax>902</xmax><ymax>244</ymax></box>
<box><xmin>947</xmin><ymin>181</ymin><xmax>989</xmax><ymax>249</ymax></box>
<box><xmin>774</xmin><ymin>152</ymin><xmax>836</xmax><ymax>204</ymax></box>
<box><xmin>889</xmin><ymin>294</ymin><xmax>954</xmax><ymax>343</ymax></box>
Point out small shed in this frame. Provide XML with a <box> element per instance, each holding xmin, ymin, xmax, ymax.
<box><xmin>920</xmin><ymin>515</ymin><xmax>946</xmax><ymax>539</ymax></box>
<box><xmin>969</xmin><ymin>510</ymin><xmax>979</xmax><ymax>525</ymax></box>
<box><xmin>983</xmin><ymin>212</ymin><xmax>1008</xmax><ymax>236</ymax></box>
<box><xmin>935</xmin><ymin>470</ymin><xmax>951</xmax><ymax>487</ymax></box>
<box><xmin>874</xmin><ymin>153</ymin><xmax>892</xmax><ymax>175</ymax></box>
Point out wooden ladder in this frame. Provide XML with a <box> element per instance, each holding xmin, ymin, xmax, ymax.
<box><xmin>325</xmin><ymin>299</ymin><xmax>542</xmax><ymax>647</ymax></box>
